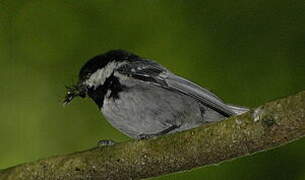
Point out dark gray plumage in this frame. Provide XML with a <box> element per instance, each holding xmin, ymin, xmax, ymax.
<box><xmin>64</xmin><ymin>50</ymin><xmax>248</xmax><ymax>139</ymax></box>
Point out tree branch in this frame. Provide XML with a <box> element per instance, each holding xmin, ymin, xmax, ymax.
<box><xmin>1</xmin><ymin>91</ymin><xmax>305</xmax><ymax>180</ymax></box>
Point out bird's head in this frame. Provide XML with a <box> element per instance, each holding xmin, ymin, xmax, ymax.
<box><xmin>63</xmin><ymin>49</ymin><xmax>138</xmax><ymax>105</ymax></box>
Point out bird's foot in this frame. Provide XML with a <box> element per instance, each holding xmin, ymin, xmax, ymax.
<box><xmin>138</xmin><ymin>125</ymin><xmax>181</xmax><ymax>140</ymax></box>
<box><xmin>97</xmin><ymin>139</ymin><xmax>116</xmax><ymax>147</ymax></box>
<box><xmin>137</xmin><ymin>133</ymin><xmax>158</xmax><ymax>140</ymax></box>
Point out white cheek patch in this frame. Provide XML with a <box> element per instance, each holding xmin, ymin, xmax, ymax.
<box><xmin>85</xmin><ymin>61</ymin><xmax>125</xmax><ymax>89</ymax></box>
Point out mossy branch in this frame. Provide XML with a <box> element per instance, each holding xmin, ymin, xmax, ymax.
<box><xmin>1</xmin><ymin>91</ymin><xmax>305</xmax><ymax>180</ymax></box>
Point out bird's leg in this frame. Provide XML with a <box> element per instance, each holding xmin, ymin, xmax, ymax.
<box><xmin>97</xmin><ymin>139</ymin><xmax>116</xmax><ymax>147</ymax></box>
<box><xmin>138</xmin><ymin>124</ymin><xmax>180</xmax><ymax>140</ymax></box>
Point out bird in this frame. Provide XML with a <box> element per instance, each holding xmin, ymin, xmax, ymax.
<box><xmin>64</xmin><ymin>49</ymin><xmax>248</xmax><ymax>140</ymax></box>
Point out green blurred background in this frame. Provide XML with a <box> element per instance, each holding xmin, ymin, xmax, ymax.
<box><xmin>0</xmin><ymin>0</ymin><xmax>305</xmax><ymax>179</ymax></box>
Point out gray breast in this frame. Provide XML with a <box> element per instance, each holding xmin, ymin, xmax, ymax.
<box><xmin>101</xmin><ymin>79</ymin><xmax>224</xmax><ymax>139</ymax></box>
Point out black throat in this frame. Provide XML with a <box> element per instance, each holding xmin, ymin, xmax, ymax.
<box><xmin>87</xmin><ymin>74</ymin><xmax>126</xmax><ymax>108</ymax></box>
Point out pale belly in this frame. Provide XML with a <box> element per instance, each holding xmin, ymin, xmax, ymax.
<box><xmin>101</xmin><ymin>83</ymin><xmax>223</xmax><ymax>139</ymax></box>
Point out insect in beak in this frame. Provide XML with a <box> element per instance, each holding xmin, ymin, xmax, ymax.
<box><xmin>63</xmin><ymin>84</ymin><xmax>87</xmax><ymax>106</ymax></box>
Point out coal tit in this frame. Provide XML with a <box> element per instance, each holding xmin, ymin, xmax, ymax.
<box><xmin>64</xmin><ymin>50</ymin><xmax>248</xmax><ymax>139</ymax></box>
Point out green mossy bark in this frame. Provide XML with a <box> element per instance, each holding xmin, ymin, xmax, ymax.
<box><xmin>0</xmin><ymin>91</ymin><xmax>304</xmax><ymax>180</ymax></box>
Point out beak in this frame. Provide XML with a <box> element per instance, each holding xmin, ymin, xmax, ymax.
<box><xmin>63</xmin><ymin>83</ymin><xmax>87</xmax><ymax>106</ymax></box>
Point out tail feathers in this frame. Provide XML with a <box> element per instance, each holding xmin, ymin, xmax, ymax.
<box><xmin>227</xmin><ymin>104</ymin><xmax>249</xmax><ymax>115</ymax></box>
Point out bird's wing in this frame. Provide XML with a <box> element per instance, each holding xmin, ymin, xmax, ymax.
<box><xmin>117</xmin><ymin>60</ymin><xmax>236</xmax><ymax>117</ymax></box>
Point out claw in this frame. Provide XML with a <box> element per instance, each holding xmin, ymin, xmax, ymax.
<box><xmin>138</xmin><ymin>133</ymin><xmax>156</xmax><ymax>140</ymax></box>
<box><xmin>97</xmin><ymin>139</ymin><xmax>116</xmax><ymax>147</ymax></box>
